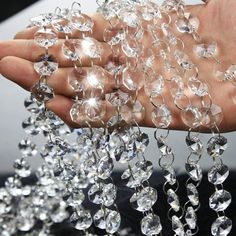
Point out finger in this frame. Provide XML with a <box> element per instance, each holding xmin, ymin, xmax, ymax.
<box><xmin>45</xmin><ymin>95</ymin><xmax>116</xmax><ymax>128</ymax></box>
<box><xmin>0</xmin><ymin>56</ymin><xmax>116</xmax><ymax>96</ymax></box>
<box><xmin>14</xmin><ymin>13</ymin><xmax>110</xmax><ymax>42</ymax></box>
<box><xmin>0</xmin><ymin>39</ymin><xmax>112</xmax><ymax>67</ymax></box>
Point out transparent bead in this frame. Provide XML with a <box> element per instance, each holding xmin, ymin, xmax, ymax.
<box><xmin>185</xmin><ymin>206</ymin><xmax>197</xmax><ymax>229</ymax></box>
<box><xmin>88</xmin><ymin>184</ymin><xmax>103</xmax><ymax>205</ymax></box>
<box><xmin>30</xmin><ymin>13</ymin><xmax>53</xmax><ymax>27</ymax></box>
<box><xmin>152</xmin><ymin>105</ymin><xmax>172</xmax><ymax>128</ymax></box>
<box><xmin>162</xmin><ymin>0</ymin><xmax>184</xmax><ymax>12</ymax></box>
<box><xmin>106</xmin><ymin>210</ymin><xmax>121</xmax><ymax>234</ymax></box>
<box><xmin>202</xmin><ymin>104</ymin><xmax>223</xmax><ymax>128</ymax></box>
<box><xmin>167</xmin><ymin>189</ymin><xmax>180</xmax><ymax>212</ymax></box>
<box><xmin>81</xmin><ymin>37</ymin><xmax>102</xmax><ymax>59</ymax></box>
<box><xmin>209</xmin><ymin>190</ymin><xmax>231</xmax><ymax>212</ymax></box>
<box><xmin>22</xmin><ymin>116</ymin><xmax>41</xmax><ymax>136</ymax></box>
<box><xmin>145</xmin><ymin>74</ymin><xmax>164</xmax><ymax>97</ymax></box>
<box><xmin>170</xmin><ymin>75</ymin><xmax>184</xmax><ymax>98</ymax></box>
<box><xmin>130</xmin><ymin>187</ymin><xmax>157</xmax><ymax>212</ymax></box>
<box><xmin>122</xmin><ymin>35</ymin><xmax>143</xmax><ymax>57</ymax></box>
<box><xmin>5</xmin><ymin>176</ymin><xmax>22</xmax><ymax>197</ymax></box>
<box><xmin>68</xmin><ymin>67</ymin><xmax>86</xmax><ymax>92</ymax></box>
<box><xmin>174</xmin><ymin>50</ymin><xmax>193</xmax><ymax>70</ymax></box>
<box><xmin>24</xmin><ymin>94</ymin><xmax>44</xmax><ymax>114</ymax></box>
<box><xmin>107</xmin><ymin>90</ymin><xmax>130</xmax><ymax>107</ymax></box>
<box><xmin>135</xmin><ymin>132</ymin><xmax>149</xmax><ymax>153</ymax></box>
<box><xmin>211</xmin><ymin>216</ymin><xmax>232</xmax><ymax>236</ymax></box>
<box><xmin>122</xmin><ymin>66</ymin><xmax>145</xmax><ymax>91</ymax></box>
<box><xmin>70</xmin><ymin>209</ymin><xmax>92</xmax><ymax>230</ymax></box>
<box><xmin>156</xmin><ymin>137</ymin><xmax>172</xmax><ymax>155</ymax></box>
<box><xmin>31</xmin><ymin>83</ymin><xmax>54</xmax><ymax>102</ymax></box>
<box><xmin>185</xmin><ymin>163</ymin><xmax>202</xmax><ymax>181</ymax></box>
<box><xmin>141</xmin><ymin>214</ymin><xmax>162</xmax><ymax>236</ymax></box>
<box><xmin>224</xmin><ymin>64</ymin><xmax>236</xmax><ymax>82</ymax></box>
<box><xmin>193</xmin><ymin>42</ymin><xmax>217</xmax><ymax>58</ymax></box>
<box><xmin>62</xmin><ymin>39</ymin><xmax>81</xmax><ymax>61</ymax></box>
<box><xmin>207</xmin><ymin>135</ymin><xmax>227</xmax><ymax>158</ymax></box>
<box><xmin>97</xmin><ymin>156</ymin><xmax>114</xmax><ymax>180</ymax></box>
<box><xmin>82</xmin><ymin>98</ymin><xmax>106</xmax><ymax>122</ymax></box>
<box><xmin>163</xmin><ymin>167</ymin><xmax>176</xmax><ymax>185</ymax></box>
<box><xmin>104</xmin><ymin>27</ymin><xmax>125</xmax><ymax>46</ymax></box>
<box><xmin>208</xmin><ymin>164</ymin><xmax>229</xmax><ymax>185</ymax></box>
<box><xmin>13</xmin><ymin>158</ymin><xmax>31</xmax><ymax>178</ymax></box>
<box><xmin>181</xmin><ymin>106</ymin><xmax>202</xmax><ymax>128</ymax></box>
<box><xmin>18</xmin><ymin>138</ymin><xmax>37</xmax><ymax>157</ymax></box>
<box><xmin>188</xmin><ymin>76</ymin><xmax>209</xmax><ymax>97</ymax></box>
<box><xmin>102</xmin><ymin>183</ymin><xmax>117</xmax><ymax>207</ymax></box>
<box><xmin>186</xmin><ymin>134</ymin><xmax>203</xmax><ymax>155</ymax></box>
<box><xmin>50</xmin><ymin>200</ymin><xmax>69</xmax><ymax>223</ymax></box>
<box><xmin>93</xmin><ymin>209</ymin><xmax>107</xmax><ymax>229</ymax></box>
<box><xmin>187</xmin><ymin>183</ymin><xmax>199</xmax><ymax>206</ymax></box>
<box><xmin>71</xmin><ymin>13</ymin><xmax>94</xmax><ymax>32</ymax></box>
<box><xmin>0</xmin><ymin>188</ymin><xmax>12</xmax><ymax>214</ymax></box>
<box><xmin>172</xmin><ymin>215</ymin><xmax>185</xmax><ymax>236</ymax></box>
<box><xmin>34</xmin><ymin>55</ymin><xmax>58</xmax><ymax>76</ymax></box>
<box><xmin>34</xmin><ymin>28</ymin><xmax>58</xmax><ymax>48</ymax></box>
<box><xmin>176</xmin><ymin>16</ymin><xmax>199</xmax><ymax>34</ymax></box>
<box><xmin>119</xmin><ymin>9</ymin><xmax>141</xmax><ymax>28</ymax></box>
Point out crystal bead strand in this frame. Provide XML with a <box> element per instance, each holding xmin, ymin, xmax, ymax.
<box><xmin>207</xmin><ymin>131</ymin><xmax>232</xmax><ymax>236</ymax></box>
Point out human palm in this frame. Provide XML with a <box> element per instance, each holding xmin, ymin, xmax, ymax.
<box><xmin>0</xmin><ymin>0</ymin><xmax>236</xmax><ymax>132</ymax></box>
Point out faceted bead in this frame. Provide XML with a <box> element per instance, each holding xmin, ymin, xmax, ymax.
<box><xmin>156</xmin><ymin>137</ymin><xmax>172</xmax><ymax>155</ymax></box>
<box><xmin>163</xmin><ymin>167</ymin><xmax>176</xmax><ymax>185</ymax></box>
<box><xmin>167</xmin><ymin>189</ymin><xmax>180</xmax><ymax>212</ymax></box>
<box><xmin>81</xmin><ymin>37</ymin><xmax>102</xmax><ymax>59</ymax></box>
<box><xmin>122</xmin><ymin>35</ymin><xmax>143</xmax><ymax>58</ymax></box>
<box><xmin>71</xmin><ymin>13</ymin><xmax>94</xmax><ymax>32</ymax></box>
<box><xmin>181</xmin><ymin>106</ymin><xmax>202</xmax><ymax>128</ymax></box>
<box><xmin>141</xmin><ymin>214</ymin><xmax>162</xmax><ymax>235</ymax></box>
<box><xmin>70</xmin><ymin>209</ymin><xmax>92</xmax><ymax>230</ymax></box>
<box><xmin>202</xmin><ymin>104</ymin><xmax>223</xmax><ymax>128</ymax></box>
<box><xmin>68</xmin><ymin>67</ymin><xmax>86</xmax><ymax>92</ymax></box>
<box><xmin>176</xmin><ymin>16</ymin><xmax>199</xmax><ymax>34</ymax></box>
<box><xmin>152</xmin><ymin>105</ymin><xmax>172</xmax><ymax>128</ymax></box>
<box><xmin>188</xmin><ymin>76</ymin><xmax>209</xmax><ymax>97</ymax></box>
<box><xmin>24</xmin><ymin>94</ymin><xmax>44</xmax><ymax>113</ymax></box>
<box><xmin>5</xmin><ymin>177</ymin><xmax>22</xmax><ymax>197</ymax></box>
<box><xmin>93</xmin><ymin>209</ymin><xmax>107</xmax><ymax>229</ymax></box>
<box><xmin>0</xmin><ymin>188</ymin><xmax>12</xmax><ymax>215</ymax></box>
<box><xmin>187</xmin><ymin>183</ymin><xmax>199</xmax><ymax>206</ymax></box>
<box><xmin>211</xmin><ymin>216</ymin><xmax>232</xmax><ymax>236</ymax></box>
<box><xmin>30</xmin><ymin>13</ymin><xmax>53</xmax><ymax>27</ymax></box>
<box><xmin>208</xmin><ymin>164</ymin><xmax>229</xmax><ymax>185</ymax></box>
<box><xmin>130</xmin><ymin>187</ymin><xmax>157</xmax><ymax>212</ymax></box>
<box><xmin>122</xmin><ymin>66</ymin><xmax>145</xmax><ymax>91</ymax></box>
<box><xmin>119</xmin><ymin>9</ymin><xmax>141</xmax><ymax>28</ymax></box>
<box><xmin>135</xmin><ymin>132</ymin><xmax>149</xmax><ymax>153</ymax></box>
<box><xmin>209</xmin><ymin>190</ymin><xmax>231</xmax><ymax>212</ymax></box>
<box><xmin>224</xmin><ymin>64</ymin><xmax>236</xmax><ymax>82</ymax></box>
<box><xmin>207</xmin><ymin>135</ymin><xmax>227</xmax><ymax>158</ymax></box>
<box><xmin>193</xmin><ymin>42</ymin><xmax>217</xmax><ymax>58</ymax></box>
<box><xmin>88</xmin><ymin>184</ymin><xmax>103</xmax><ymax>205</ymax></box>
<box><xmin>31</xmin><ymin>83</ymin><xmax>54</xmax><ymax>102</ymax></box>
<box><xmin>104</xmin><ymin>27</ymin><xmax>125</xmax><ymax>46</ymax></box>
<box><xmin>174</xmin><ymin>50</ymin><xmax>193</xmax><ymax>70</ymax></box>
<box><xmin>144</xmin><ymin>74</ymin><xmax>164</xmax><ymax>97</ymax></box>
<box><xmin>102</xmin><ymin>183</ymin><xmax>117</xmax><ymax>207</ymax></box>
<box><xmin>185</xmin><ymin>163</ymin><xmax>202</xmax><ymax>181</ymax></box>
<box><xmin>34</xmin><ymin>55</ymin><xmax>58</xmax><ymax>76</ymax></box>
<box><xmin>34</xmin><ymin>28</ymin><xmax>58</xmax><ymax>48</ymax></box>
<box><xmin>18</xmin><ymin>138</ymin><xmax>38</xmax><ymax>157</ymax></box>
<box><xmin>13</xmin><ymin>158</ymin><xmax>31</xmax><ymax>178</ymax></box>
<box><xmin>97</xmin><ymin>157</ymin><xmax>114</xmax><ymax>180</ymax></box>
<box><xmin>82</xmin><ymin>98</ymin><xmax>106</xmax><ymax>122</ymax></box>
<box><xmin>185</xmin><ymin>206</ymin><xmax>197</xmax><ymax>229</ymax></box>
<box><xmin>50</xmin><ymin>201</ymin><xmax>69</xmax><ymax>223</ymax></box>
<box><xmin>170</xmin><ymin>75</ymin><xmax>184</xmax><ymax>98</ymax></box>
<box><xmin>106</xmin><ymin>210</ymin><xmax>121</xmax><ymax>234</ymax></box>
<box><xmin>22</xmin><ymin>116</ymin><xmax>41</xmax><ymax>136</ymax></box>
<box><xmin>186</xmin><ymin>134</ymin><xmax>203</xmax><ymax>155</ymax></box>
<box><xmin>172</xmin><ymin>215</ymin><xmax>185</xmax><ymax>236</ymax></box>
<box><xmin>62</xmin><ymin>39</ymin><xmax>81</xmax><ymax>61</ymax></box>
<box><xmin>107</xmin><ymin>90</ymin><xmax>130</xmax><ymax>107</ymax></box>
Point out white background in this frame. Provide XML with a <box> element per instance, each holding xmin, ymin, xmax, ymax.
<box><xmin>0</xmin><ymin>0</ymin><xmax>235</xmax><ymax>174</ymax></box>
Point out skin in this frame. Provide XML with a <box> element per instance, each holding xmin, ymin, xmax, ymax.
<box><xmin>0</xmin><ymin>0</ymin><xmax>236</xmax><ymax>132</ymax></box>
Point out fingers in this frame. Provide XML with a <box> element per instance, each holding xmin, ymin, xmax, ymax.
<box><xmin>0</xmin><ymin>56</ymin><xmax>116</xmax><ymax>96</ymax></box>
<box><xmin>14</xmin><ymin>13</ymin><xmax>110</xmax><ymax>42</ymax></box>
<box><xmin>0</xmin><ymin>39</ymin><xmax>112</xmax><ymax>68</ymax></box>
<box><xmin>45</xmin><ymin>95</ymin><xmax>116</xmax><ymax>128</ymax></box>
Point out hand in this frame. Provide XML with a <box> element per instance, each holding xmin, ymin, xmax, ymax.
<box><xmin>0</xmin><ymin>1</ymin><xmax>236</xmax><ymax>132</ymax></box>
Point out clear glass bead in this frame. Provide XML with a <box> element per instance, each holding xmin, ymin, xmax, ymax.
<box><xmin>144</xmin><ymin>73</ymin><xmax>164</xmax><ymax>97</ymax></box>
<box><xmin>13</xmin><ymin>158</ymin><xmax>31</xmax><ymax>178</ymax></box>
<box><xmin>172</xmin><ymin>215</ymin><xmax>185</xmax><ymax>236</ymax></box>
<box><xmin>70</xmin><ymin>209</ymin><xmax>92</xmax><ymax>230</ymax></box>
<box><xmin>163</xmin><ymin>167</ymin><xmax>176</xmax><ymax>185</ymax></box>
<box><xmin>211</xmin><ymin>216</ymin><xmax>232</xmax><ymax>236</ymax></box>
<box><xmin>188</xmin><ymin>76</ymin><xmax>209</xmax><ymax>97</ymax></box>
<box><xmin>185</xmin><ymin>163</ymin><xmax>202</xmax><ymax>181</ymax></box>
<box><xmin>208</xmin><ymin>164</ymin><xmax>229</xmax><ymax>185</ymax></box>
<box><xmin>141</xmin><ymin>214</ymin><xmax>162</xmax><ymax>236</ymax></box>
<box><xmin>34</xmin><ymin>55</ymin><xmax>58</xmax><ymax>76</ymax></box>
<box><xmin>30</xmin><ymin>13</ymin><xmax>53</xmax><ymax>27</ymax></box>
<box><xmin>181</xmin><ymin>106</ymin><xmax>202</xmax><ymax>128</ymax></box>
<box><xmin>81</xmin><ymin>37</ymin><xmax>102</xmax><ymax>59</ymax></box>
<box><xmin>34</xmin><ymin>28</ymin><xmax>58</xmax><ymax>48</ymax></box>
<box><xmin>62</xmin><ymin>39</ymin><xmax>81</xmax><ymax>61</ymax></box>
<box><xmin>193</xmin><ymin>42</ymin><xmax>217</xmax><ymax>58</ymax></box>
<box><xmin>130</xmin><ymin>187</ymin><xmax>157</xmax><ymax>212</ymax></box>
<box><xmin>152</xmin><ymin>105</ymin><xmax>172</xmax><ymax>128</ymax></box>
<box><xmin>187</xmin><ymin>183</ymin><xmax>199</xmax><ymax>206</ymax></box>
<box><xmin>22</xmin><ymin>116</ymin><xmax>41</xmax><ymax>136</ymax></box>
<box><xmin>102</xmin><ymin>183</ymin><xmax>117</xmax><ymax>207</ymax></box>
<box><xmin>209</xmin><ymin>190</ymin><xmax>231</xmax><ymax>212</ymax></box>
<box><xmin>207</xmin><ymin>135</ymin><xmax>227</xmax><ymax>158</ymax></box>
<box><xmin>186</xmin><ymin>134</ymin><xmax>203</xmax><ymax>155</ymax></box>
<box><xmin>18</xmin><ymin>138</ymin><xmax>38</xmax><ymax>157</ymax></box>
<box><xmin>167</xmin><ymin>189</ymin><xmax>180</xmax><ymax>212</ymax></box>
<box><xmin>185</xmin><ymin>206</ymin><xmax>197</xmax><ymax>229</ymax></box>
<box><xmin>31</xmin><ymin>83</ymin><xmax>54</xmax><ymax>102</ymax></box>
<box><xmin>106</xmin><ymin>210</ymin><xmax>121</xmax><ymax>234</ymax></box>
<box><xmin>71</xmin><ymin>13</ymin><xmax>94</xmax><ymax>32</ymax></box>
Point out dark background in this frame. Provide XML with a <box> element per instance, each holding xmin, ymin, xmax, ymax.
<box><xmin>0</xmin><ymin>0</ymin><xmax>39</xmax><ymax>22</ymax></box>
